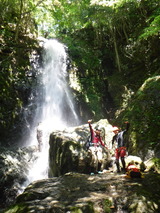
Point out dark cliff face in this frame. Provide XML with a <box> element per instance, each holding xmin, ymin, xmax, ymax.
<box><xmin>0</xmin><ymin>31</ymin><xmax>40</xmax><ymax>146</ymax></box>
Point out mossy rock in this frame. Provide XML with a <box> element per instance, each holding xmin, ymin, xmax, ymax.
<box><xmin>118</xmin><ymin>76</ymin><xmax>160</xmax><ymax>157</ymax></box>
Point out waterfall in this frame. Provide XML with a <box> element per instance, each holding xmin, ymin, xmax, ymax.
<box><xmin>24</xmin><ymin>39</ymin><xmax>79</xmax><ymax>186</ymax></box>
<box><xmin>40</xmin><ymin>39</ymin><xmax>78</xmax><ymax>128</ymax></box>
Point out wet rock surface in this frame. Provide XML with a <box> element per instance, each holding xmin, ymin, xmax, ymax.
<box><xmin>0</xmin><ymin>146</ymin><xmax>38</xmax><ymax>210</ymax></box>
<box><xmin>3</xmin><ymin>172</ymin><xmax>160</xmax><ymax>213</ymax></box>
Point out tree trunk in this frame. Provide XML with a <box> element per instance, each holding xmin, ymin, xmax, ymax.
<box><xmin>15</xmin><ymin>0</ymin><xmax>23</xmax><ymax>42</ymax></box>
<box><xmin>110</xmin><ymin>26</ymin><xmax>121</xmax><ymax>72</ymax></box>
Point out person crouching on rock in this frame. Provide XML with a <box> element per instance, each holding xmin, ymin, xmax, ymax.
<box><xmin>112</xmin><ymin>121</ymin><xmax>130</xmax><ymax>173</ymax></box>
<box><xmin>88</xmin><ymin>120</ymin><xmax>107</xmax><ymax>149</ymax></box>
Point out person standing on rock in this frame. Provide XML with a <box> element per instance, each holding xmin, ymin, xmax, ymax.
<box><xmin>112</xmin><ymin>121</ymin><xmax>130</xmax><ymax>173</ymax></box>
<box><xmin>87</xmin><ymin>120</ymin><xmax>108</xmax><ymax>173</ymax></box>
<box><xmin>88</xmin><ymin>120</ymin><xmax>107</xmax><ymax>148</ymax></box>
<box><xmin>36</xmin><ymin>122</ymin><xmax>43</xmax><ymax>152</ymax></box>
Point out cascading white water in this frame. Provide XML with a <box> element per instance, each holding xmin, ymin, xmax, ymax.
<box><xmin>25</xmin><ymin>39</ymin><xmax>79</xmax><ymax>185</ymax></box>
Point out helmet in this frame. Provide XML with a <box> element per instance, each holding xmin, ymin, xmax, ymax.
<box><xmin>112</xmin><ymin>126</ymin><xmax>119</xmax><ymax>132</ymax></box>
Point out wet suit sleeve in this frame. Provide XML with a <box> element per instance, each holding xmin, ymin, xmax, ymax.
<box><xmin>123</xmin><ymin>122</ymin><xmax>130</xmax><ymax>135</ymax></box>
<box><xmin>122</xmin><ymin>122</ymin><xmax>130</xmax><ymax>146</ymax></box>
<box><xmin>126</xmin><ymin>122</ymin><xmax>130</xmax><ymax>132</ymax></box>
<box><xmin>112</xmin><ymin>135</ymin><xmax>117</xmax><ymax>145</ymax></box>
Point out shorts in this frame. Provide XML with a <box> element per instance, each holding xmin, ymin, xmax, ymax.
<box><xmin>115</xmin><ymin>147</ymin><xmax>126</xmax><ymax>159</ymax></box>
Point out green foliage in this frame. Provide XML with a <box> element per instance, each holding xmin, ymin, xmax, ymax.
<box><xmin>153</xmin><ymin>158</ymin><xmax>160</xmax><ymax>172</ymax></box>
<box><xmin>49</xmin><ymin>0</ymin><xmax>159</xmax><ymax>102</ymax></box>
<box><xmin>102</xmin><ymin>199</ymin><xmax>112</xmax><ymax>213</ymax></box>
<box><xmin>3</xmin><ymin>203</ymin><xmax>29</xmax><ymax>213</ymax></box>
<box><xmin>0</xmin><ymin>0</ymin><xmax>40</xmax><ymax>143</ymax></box>
<box><xmin>69</xmin><ymin>201</ymin><xmax>94</xmax><ymax>213</ymax></box>
<box><xmin>139</xmin><ymin>14</ymin><xmax>160</xmax><ymax>39</ymax></box>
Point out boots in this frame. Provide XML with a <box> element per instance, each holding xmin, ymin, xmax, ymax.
<box><xmin>121</xmin><ymin>157</ymin><xmax>126</xmax><ymax>173</ymax></box>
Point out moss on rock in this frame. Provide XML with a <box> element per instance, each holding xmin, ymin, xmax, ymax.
<box><xmin>117</xmin><ymin>76</ymin><xmax>160</xmax><ymax>158</ymax></box>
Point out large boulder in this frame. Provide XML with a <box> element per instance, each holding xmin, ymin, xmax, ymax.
<box><xmin>49</xmin><ymin>119</ymin><xmax>114</xmax><ymax>177</ymax></box>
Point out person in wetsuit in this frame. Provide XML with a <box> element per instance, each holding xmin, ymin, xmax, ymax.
<box><xmin>88</xmin><ymin>120</ymin><xmax>107</xmax><ymax>148</ymax></box>
<box><xmin>87</xmin><ymin>120</ymin><xmax>108</xmax><ymax>173</ymax></box>
<box><xmin>112</xmin><ymin>122</ymin><xmax>130</xmax><ymax>173</ymax></box>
